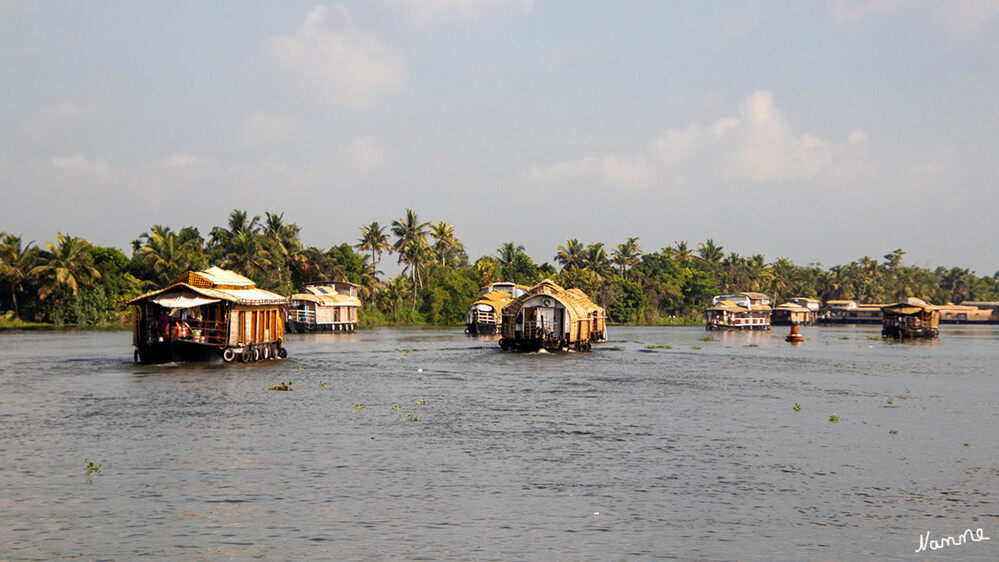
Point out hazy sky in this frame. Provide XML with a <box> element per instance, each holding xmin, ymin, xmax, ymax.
<box><xmin>2</xmin><ymin>1</ymin><xmax>998</xmax><ymax>274</ymax></box>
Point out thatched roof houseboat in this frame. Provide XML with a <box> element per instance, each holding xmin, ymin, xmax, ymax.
<box><xmin>285</xmin><ymin>282</ymin><xmax>361</xmax><ymax>333</ymax></box>
<box><xmin>705</xmin><ymin>292</ymin><xmax>772</xmax><ymax>331</ymax></box>
<box><xmin>819</xmin><ymin>300</ymin><xmax>885</xmax><ymax>324</ymax></box>
<box><xmin>772</xmin><ymin>302</ymin><xmax>812</xmax><ymax>326</ymax></box>
<box><xmin>937</xmin><ymin>304</ymin><xmax>993</xmax><ymax>324</ymax></box>
<box><xmin>499</xmin><ymin>279</ymin><xmax>606</xmax><ymax>351</ymax></box>
<box><xmin>128</xmin><ymin>266</ymin><xmax>287</xmax><ymax>364</ymax></box>
<box><xmin>466</xmin><ymin>282</ymin><xmax>528</xmax><ymax>334</ymax></box>
<box><xmin>882</xmin><ymin>298</ymin><xmax>939</xmax><ymax>339</ymax></box>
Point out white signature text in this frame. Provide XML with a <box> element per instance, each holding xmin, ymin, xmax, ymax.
<box><xmin>916</xmin><ymin>528</ymin><xmax>990</xmax><ymax>553</ymax></box>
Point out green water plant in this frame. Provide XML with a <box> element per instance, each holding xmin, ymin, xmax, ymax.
<box><xmin>319</xmin><ymin>382</ymin><xmax>327</xmax><ymax>388</ymax></box>
<box><xmin>85</xmin><ymin>458</ymin><xmax>101</xmax><ymax>474</ymax></box>
<box><xmin>691</xmin><ymin>346</ymin><xmax>701</xmax><ymax>350</ymax></box>
<box><xmin>416</xmin><ymin>399</ymin><xmax>428</xmax><ymax>405</ymax></box>
<box><xmin>699</xmin><ymin>336</ymin><xmax>718</xmax><ymax>342</ymax></box>
<box><xmin>889</xmin><ymin>429</ymin><xmax>898</xmax><ymax>435</ymax></box>
<box><xmin>393</xmin><ymin>404</ymin><xmax>401</xmax><ymax>411</ymax></box>
<box><xmin>293</xmin><ymin>365</ymin><xmax>305</xmax><ymax>370</ymax></box>
<box><xmin>405</xmin><ymin>413</ymin><xmax>420</xmax><ymax>422</ymax></box>
<box><xmin>353</xmin><ymin>404</ymin><xmax>366</xmax><ymax>409</ymax></box>
<box><xmin>829</xmin><ymin>414</ymin><xmax>840</xmax><ymax>422</ymax></box>
<box><xmin>793</xmin><ymin>403</ymin><xmax>801</xmax><ymax>412</ymax></box>
<box><xmin>268</xmin><ymin>382</ymin><xmax>292</xmax><ymax>391</ymax></box>
<box><xmin>645</xmin><ymin>345</ymin><xmax>672</xmax><ymax>350</ymax></box>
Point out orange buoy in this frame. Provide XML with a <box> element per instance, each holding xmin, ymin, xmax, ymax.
<box><xmin>786</xmin><ymin>323</ymin><xmax>804</xmax><ymax>343</ymax></box>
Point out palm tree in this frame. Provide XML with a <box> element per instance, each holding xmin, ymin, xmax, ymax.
<box><xmin>554</xmin><ymin>238</ymin><xmax>585</xmax><ymax>270</ymax></box>
<box><xmin>673</xmin><ymin>240</ymin><xmax>693</xmax><ymax>263</ymax></box>
<box><xmin>744</xmin><ymin>254</ymin><xmax>773</xmax><ymax>293</ymax></box>
<box><xmin>0</xmin><ymin>233</ymin><xmax>37</xmax><ymax>319</ymax></box>
<box><xmin>496</xmin><ymin>242</ymin><xmax>525</xmax><ymax>267</ymax></box>
<box><xmin>135</xmin><ymin>226</ymin><xmax>203</xmax><ymax>286</ymax></box>
<box><xmin>262</xmin><ymin>212</ymin><xmax>302</xmax><ymax>260</ymax></box>
<box><xmin>29</xmin><ymin>233</ymin><xmax>101</xmax><ymax>299</ymax></box>
<box><xmin>357</xmin><ymin>258</ymin><xmax>384</xmax><ymax>301</ymax></box>
<box><xmin>398</xmin><ymin>237</ymin><xmax>433</xmax><ymax>309</ymax></box>
<box><xmin>356</xmin><ymin>222</ymin><xmax>392</xmax><ymax>265</ymax></box>
<box><xmin>391</xmin><ymin>209</ymin><xmax>430</xmax><ymax>253</ymax></box>
<box><xmin>429</xmin><ymin>220</ymin><xmax>457</xmax><ymax>267</ymax></box>
<box><xmin>612</xmin><ymin>237</ymin><xmax>642</xmax><ymax>277</ymax></box>
<box><xmin>221</xmin><ymin>230</ymin><xmax>273</xmax><ymax>281</ymax></box>
<box><xmin>209</xmin><ymin>209</ymin><xmax>261</xmax><ymax>251</ymax></box>
<box><xmin>383</xmin><ymin>274</ymin><xmax>413</xmax><ymax>321</ymax></box>
<box><xmin>696</xmin><ymin>239</ymin><xmax>725</xmax><ymax>264</ymax></box>
<box><xmin>582</xmin><ymin>242</ymin><xmax>612</xmax><ymax>277</ymax></box>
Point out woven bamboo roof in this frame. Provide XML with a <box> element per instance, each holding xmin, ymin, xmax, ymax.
<box><xmin>129</xmin><ymin>267</ymin><xmax>286</xmax><ymax>306</ymax></box>
<box><xmin>502</xmin><ymin>279</ymin><xmax>604</xmax><ymax>320</ymax></box>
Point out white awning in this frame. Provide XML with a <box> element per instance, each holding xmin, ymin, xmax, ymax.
<box><xmin>148</xmin><ymin>293</ymin><xmax>221</xmax><ymax>309</ymax></box>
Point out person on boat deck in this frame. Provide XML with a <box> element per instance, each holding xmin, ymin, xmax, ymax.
<box><xmin>157</xmin><ymin>312</ymin><xmax>170</xmax><ymax>338</ymax></box>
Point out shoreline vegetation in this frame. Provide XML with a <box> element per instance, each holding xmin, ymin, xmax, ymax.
<box><xmin>3</xmin><ymin>209</ymin><xmax>998</xmax><ymax>329</ymax></box>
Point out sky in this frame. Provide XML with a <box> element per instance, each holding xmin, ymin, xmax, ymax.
<box><xmin>2</xmin><ymin>0</ymin><xmax>999</xmax><ymax>275</ymax></box>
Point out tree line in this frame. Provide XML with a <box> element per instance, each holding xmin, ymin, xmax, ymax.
<box><xmin>2</xmin><ymin>209</ymin><xmax>998</xmax><ymax>326</ymax></box>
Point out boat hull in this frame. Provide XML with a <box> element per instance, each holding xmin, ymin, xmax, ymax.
<box><xmin>134</xmin><ymin>339</ymin><xmax>287</xmax><ymax>364</ymax></box>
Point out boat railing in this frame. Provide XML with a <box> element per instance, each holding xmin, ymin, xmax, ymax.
<box><xmin>177</xmin><ymin>319</ymin><xmax>227</xmax><ymax>344</ymax></box>
<box><xmin>290</xmin><ymin>309</ymin><xmax>315</xmax><ymax>324</ymax></box>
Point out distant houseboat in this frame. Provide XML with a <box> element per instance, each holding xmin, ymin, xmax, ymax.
<box><xmin>819</xmin><ymin>300</ymin><xmax>885</xmax><ymax>324</ymax></box>
<box><xmin>705</xmin><ymin>292</ymin><xmax>772</xmax><ymax>330</ymax></box>
<box><xmin>882</xmin><ymin>298</ymin><xmax>939</xmax><ymax>338</ymax></box>
<box><xmin>938</xmin><ymin>304</ymin><xmax>995</xmax><ymax>324</ymax></box>
<box><xmin>285</xmin><ymin>282</ymin><xmax>361</xmax><ymax>333</ymax></box>
<box><xmin>128</xmin><ymin>266</ymin><xmax>288</xmax><ymax>364</ymax></box>
<box><xmin>772</xmin><ymin>302</ymin><xmax>812</xmax><ymax>326</ymax></box>
<box><xmin>499</xmin><ymin>279</ymin><xmax>606</xmax><ymax>351</ymax></box>
<box><xmin>466</xmin><ymin>282</ymin><xmax>528</xmax><ymax>334</ymax></box>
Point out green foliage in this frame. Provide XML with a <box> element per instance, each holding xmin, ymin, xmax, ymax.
<box><xmin>85</xmin><ymin>458</ymin><xmax>101</xmax><ymax>474</ymax></box>
<box><xmin>9</xmin><ymin>214</ymin><xmax>999</xmax><ymax>328</ymax></box>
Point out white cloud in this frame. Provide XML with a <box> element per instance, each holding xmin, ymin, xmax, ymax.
<box><xmin>528</xmin><ymin>91</ymin><xmax>869</xmax><ymax>190</ymax></box>
<box><xmin>377</xmin><ymin>0</ymin><xmax>533</xmax><ymax>27</ymax></box>
<box><xmin>541</xmin><ymin>44</ymin><xmax>585</xmax><ymax>68</ymax></box>
<box><xmin>20</xmin><ymin>102</ymin><xmax>98</xmax><ymax>136</ymax></box>
<box><xmin>344</xmin><ymin>137</ymin><xmax>384</xmax><ymax>172</ymax></box>
<box><xmin>831</xmin><ymin>0</ymin><xmax>999</xmax><ymax>36</ymax></box>
<box><xmin>165</xmin><ymin>153</ymin><xmax>207</xmax><ymax>168</ymax></box>
<box><xmin>265</xmin><ymin>6</ymin><xmax>407</xmax><ymax>108</ymax></box>
<box><xmin>236</xmin><ymin>112</ymin><xmax>299</xmax><ymax>146</ymax></box>
<box><xmin>49</xmin><ymin>154</ymin><xmax>110</xmax><ymax>176</ymax></box>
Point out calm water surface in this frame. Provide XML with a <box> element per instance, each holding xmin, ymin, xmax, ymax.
<box><xmin>1</xmin><ymin>325</ymin><xmax>997</xmax><ymax>560</ymax></box>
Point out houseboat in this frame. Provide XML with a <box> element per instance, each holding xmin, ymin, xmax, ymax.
<box><xmin>881</xmin><ymin>298</ymin><xmax>939</xmax><ymax>339</ymax></box>
<box><xmin>772</xmin><ymin>302</ymin><xmax>812</xmax><ymax>326</ymax></box>
<box><xmin>819</xmin><ymin>300</ymin><xmax>885</xmax><ymax>324</ymax></box>
<box><xmin>938</xmin><ymin>303</ymin><xmax>996</xmax><ymax>324</ymax></box>
<box><xmin>499</xmin><ymin>279</ymin><xmax>606</xmax><ymax>351</ymax></box>
<box><xmin>704</xmin><ymin>292</ymin><xmax>772</xmax><ymax>330</ymax></box>
<box><xmin>466</xmin><ymin>282</ymin><xmax>529</xmax><ymax>334</ymax></box>
<box><xmin>128</xmin><ymin>266</ymin><xmax>288</xmax><ymax>364</ymax></box>
<box><xmin>285</xmin><ymin>282</ymin><xmax>361</xmax><ymax>333</ymax></box>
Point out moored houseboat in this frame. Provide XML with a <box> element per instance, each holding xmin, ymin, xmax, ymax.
<box><xmin>772</xmin><ymin>302</ymin><xmax>812</xmax><ymax>326</ymax></box>
<box><xmin>937</xmin><ymin>304</ymin><xmax>995</xmax><ymax>324</ymax></box>
<box><xmin>881</xmin><ymin>297</ymin><xmax>939</xmax><ymax>339</ymax></box>
<box><xmin>466</xmin><ymin>282</ymin><xmax>529</xmax><ymax>334</ymax></box>
<box><xmin>285</xmin><ymin>282</ymin><xmax>361</xmax><ymax>333</ymax></box>
<box><xmin>128</xmin><ymin>266</ymin><xmax>288</xmax><ymax>364</ymax></box>
<box><xmin>704</xmin><ymin>292</ymin><xmax>772</xmax><ymax>330</ymax></box>
<box><xmin>819</xmin><ymin>300</ymin><xmax>885</xmax><ymax>324</ymax></box>
<box><xmin>499</xmin><ymin>279</ymin><xmax>606</xmax><ymax>351</ymax></box>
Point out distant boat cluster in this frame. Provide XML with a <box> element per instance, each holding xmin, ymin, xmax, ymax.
<box><xmin>128</xmin><ymin>267</ymin><xmax>995</xmax><ymax>363</ymax></box>
<box><xmin>702</xmin><ymin>291</ymin><xmax>999</xmax><ymax>339</ymax></box>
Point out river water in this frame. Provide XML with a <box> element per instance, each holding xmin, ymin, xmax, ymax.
<box><xmin>0</xmin><ymin>325</ymin><xmax>997</xmax><ymax>560</ymax></box>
